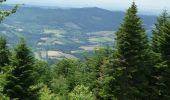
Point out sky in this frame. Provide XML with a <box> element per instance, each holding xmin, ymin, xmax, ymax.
<box><xmin>5</xmin><ymin>0</ymin><xmax>170</xmax><ymax>15</ymax></box>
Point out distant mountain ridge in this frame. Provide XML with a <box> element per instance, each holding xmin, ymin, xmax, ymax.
<box><xmin>1</xmin><ymin>5</ymin><xmax>156</xmax><ymax>32</ymax></box>
<box><xmin>0</xmin><ymin>5</ymin><xmax>157</xmax><ymax>60</ymax></box>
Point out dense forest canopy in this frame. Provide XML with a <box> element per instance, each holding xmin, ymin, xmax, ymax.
<box><xmin>0</xmin><ymin>1</ymin><xmax>170</xmax><ymax>100</ymax></box>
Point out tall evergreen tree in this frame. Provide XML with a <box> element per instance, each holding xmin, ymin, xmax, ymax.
<box><xmin>0</xmin><ymin>36</ymin><xmax>10</xmax><ymax>69</ymax></box>
<box><xmin>112</xmin><ymin>2</ymin><xmax>151</xmax><ymax>99</ymax></box>
<box><xmin>158</xmin><ymin>21</ymin><xmax>170</xmax><ymax>99</ymax></box>
<box><xmin>0</xmin><ymin>0</ymin><xmax>18</xmax><ymax>99</ymax></box>
<box><xmin>152</xmin><ymin>10</ymin><xmax>170</xmax><ymax>53</ymax></box>
<box><xmin>0</xmin><ymin>0</ymin><xmax>18</xmax><ymax>69</ymax></box>
<box><xmin>150</xmin><ymin>11</ymin><xmax>170</xmax><ymax>100</ymax></box>
<box><xmin>89</xmin><ymin>48</ymin><xmax>112</xmax><ymax>99</ymax></box>
<box><xmin>3</xmin><ymin>38</ymin><xmax>38</xmax><ymax>100</ymax></box>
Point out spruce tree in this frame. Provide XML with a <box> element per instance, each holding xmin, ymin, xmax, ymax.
<box><xmin>97</xmin><ymin>55</ymin><xmax>116</xmax><ymax>99</ymax></box>
<box><xmin>0</xmin><ymin>36</ymin><xmax>10</xmax><ymax>69</ymax></box>
<box><xmin>159</xmin><ymin>21</ymin><xmax>170</xmax><ymax>99</ymax></box>
<box><xmin>150</xmin><ymin>11</ymin><xmax>170</xmax><ymax>99</ymax></box>
<box><xmin>3</xmin><ymin>38</ymin><xmax>38</xmax><ymax>100</ymax></box>
<box><xmin>152</xmin><ymin>10</ymin><xmax>170</xmax><ymax>53</ymax></box>
<box><xmin>86</xmin><ymin>49</ymin><xmax>111</xmax><ymax>90</ymax></box>
<box><xmin>113</xmin><ymin>2</ymin><xmax>151</xmax><ymax>99</ymax></box>
<box><xmin>0</xmin><ymin>0</ymin><xmax>18</xmax><ymax>69</ymax></box>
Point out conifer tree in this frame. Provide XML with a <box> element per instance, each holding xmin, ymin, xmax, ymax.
<box><xmin>158</xmin><ymin>21</ymin><xmax>170</xmax><ymax>99</ymax></box>
<box><xmin>0</xmin><ymin>0</ymin><xmax>18</xmax><ymax>98</ymax></box>
<box><xmin>3</xmin><ymin>38</ymin><xmax>38</xmax><ymax>100</ymax></box>
<box><xmin>150</xmin><ymin>11</ymin><xmax>170</xmax><ymax>99</ymax></box>
<box><xmin>0</xmin><ymin>36</ymin><xmax>10</xmax><ymax>69</ymax></box>
<box><xmin>89</xmin><ymin>48</ymin><xmax>113</xmax><ymax>99</ymax></box>
<box><xmin>112</xmin><ymin>2</ymin><xmax>151</xmax><ymax>99</ymax></box>
<box><xmin>97</xmin><ymin>55</ymin><xmax>116</xmax><ymax>99</ymax></box>
<box><xmin>0</xmin><ymin>0</ymin><xmax>18</xmax><ymax>69</ymax></box>
<box><xmin>152</xmin><ymin>10</ymin><xmax>170</xmax><ymax>53</ymax></box>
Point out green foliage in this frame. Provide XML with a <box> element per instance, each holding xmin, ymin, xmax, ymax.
<box><xmin>111</xmin><ymin>2</ymin><xmax>151</xmax><ymax>99</ymax></box>
<box><xmin>152</xmin><ymin>10</ymin><xmax>170</xmax><ymax>53</ymax></box>
<box><xmin>38</xmin><ymin>85</ymin><xmax>56</xmax><ymax>100</ymax></box>
<box><xmin>0</xmin><ymin>1</ymin><xmax>170</xmax><ymax>100</ymax></box>
<box><xmin>3</xmin><ymin>38</ymin><xmax>38</xmax><ymax>100</ymax></box>
<box><xmin>158</xmin><ymin>21</ymin><xmax>170</xmax><ymax>99</ymax></box>
<box><xmin>34</xmin><ymin>60</ymin><xmax>52</xmax><ymax>85</ymax></box>
<box><xmin>0</xmin><ymin>36</ymin><xmax>11</xmax><ymax>97</ymax></box>
<box><xmin>51</xmin><ymin>59</ymin><xmax>82</xmax><ymax>91</ymax></box>
<box><xmin>0</xmin><ymin>1</ymin><xmax>18</xmax><ymax>23</ymax></box>
<box><xmin>160</xmin><ymin>22</ymin><xmax>170</xmax><ymax>63</ymax></box>
<box><xmin>52</xmin><ymin>59</ymin><xmax>80</xmax><ymax>77</ymax></box>
<box><xmin>0</xmin><ymin>0</ymin><xmax>18</xmax><ymax>98</ymax></box>
<box><xmin>97</xmin><ymin>55</ymin><xmax>116</xmax><ymax>99</ymax></box>
<box><xmin>0</xmin><ymin>36</ymin><xmax>10</xmax><ymax>70</ymax></box>
<box><xmin>0</xmin><ymin>93</ymin><xmax>10</xmax><ymax>100</ymax></box>
<box><xmin>0</xmin><ymin>66</ymin><xmax>13</xmax><ymax>94</ymax></box>
<box><xmin>84</xmin><ymin>48</ymin><xmax>112</xmax><ymax>97</ymax></box>
<box><xmin>150</xmin><ymin>11</ymin><xmax>170</xmax><ymax>100</ymax></box>
<box><xmin>50</xmin><ymin>76</ymin><xmax>69</xmax><ymax>96</ymax></box>
<box><xmin>69</xmin><ymin>85</ymin><xmax>96</xmax><ymax>100</ymax></box>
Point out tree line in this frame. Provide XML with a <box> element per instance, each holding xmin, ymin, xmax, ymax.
<box><xmin>0</xmin><ymin>1</ymin><xmax>170</xmax><ymax>100</ymax></box>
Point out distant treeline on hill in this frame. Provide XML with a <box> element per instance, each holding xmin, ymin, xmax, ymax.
<box><xmin>0</xmin><ymin>1</ymin><xmax>170</xmax><ymax>100</ymax></box>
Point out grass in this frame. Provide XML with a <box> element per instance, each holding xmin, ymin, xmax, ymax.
<box><xmin>88</xmin><ymin>37</ymin><xmax>114</xmax><ymax>43</ymax></box>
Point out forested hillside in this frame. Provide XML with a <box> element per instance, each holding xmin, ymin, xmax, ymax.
<box><xmin>0</xmin><ymin>5</ymin><xmax>156</xmax><ymax>62</ymax></box>
<box><xmin>0</xmin><ymin>1</ymin><xmax>170</xmax><ymax>100</ymax></box>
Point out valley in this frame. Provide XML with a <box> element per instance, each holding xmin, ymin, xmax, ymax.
<box><xmin>0</xmin><ymin>5</ymin><xmax>156</xmax><ymax>62</ymax></box>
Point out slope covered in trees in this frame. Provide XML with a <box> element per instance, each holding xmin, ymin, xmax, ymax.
<box><xmin>0</xmin><ymin>4</ymin><xmax>156</xmax><ymax>61</ymax></box>
<box><xmin>0</xmin><ymin>1</ymin><xmax>170</xmax><ymax>100</ymax></box>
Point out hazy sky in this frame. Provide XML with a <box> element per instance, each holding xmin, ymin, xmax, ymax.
<box><xmin>5</xmin><ymin>0</ymin><xmax>170</xmax><ymax>14</ymax></box>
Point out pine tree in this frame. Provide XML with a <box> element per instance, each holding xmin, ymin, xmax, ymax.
<box><xmin>158</xmin><ymin>21</ymin><xmax>170</xmax><ymax>99</ymax></box>
<box><xmin>3</xmin><ymin>38</ymin><xmax>38</xmax><ymax>100</ymax></box>
<box><xmin>0</xmin><ymin>0</ymin><xmax>18</xmax><ymax>98</ymax></box>
<box><xmin>0</xmin><ymin>36</ymin><xmax>10</xmax><ymax>96</ymax></box>
<box><xmin>152</xmin><ymin>10</ymin><xmax>170</xmax><ymax>53</ymax></box>
<box><xmin>0</xmin><ymin>36</ymin><xmax>10</xmax><ymax>69</ymax></box>
<box><xmin>86</xmin><ymin>49</ymin><xmax>111</xmax><ymax>89</ymax></box>
<box><xmin>150</xmin><ymin>11</ymin><xmax>170</xmax><ymax>100</ymax></box>
<box><xmin>112</xmin><ymin>2</ymin><xmax>151</xmax><ymax>99</ymax></box>
<box><xmin>97</xmin><ymin>55</ymin><xmax>116</xmax><ymax>99</ymax></box>
<box><xmin>0</xmin><ymin>0</ymin><xmax>18</xmax><ymax>69</ymax></box>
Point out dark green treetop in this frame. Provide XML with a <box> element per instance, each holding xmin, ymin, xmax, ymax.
<box><xmin>3</xmin><ymin>38</ymin><xmax>38</xmax><ymax>100</ymax></box>
<box><xmin>159</xmin><ymin>22</ymin><xmax>170</xmax><ymax>99</ymax></box>
<box><xmin>113</xmin><ymin>2</ymin><xmax>151</xmax><ymax>99</ymax></box>
<box><xmin>152</xmin><ymin>10</ymin><xmax>170</xmax><ymax>53</ymax></box>
<box><xmin>0</xmin><ymin>36</ymin><xmax>10</xmax><ymax>68</ymax></box>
